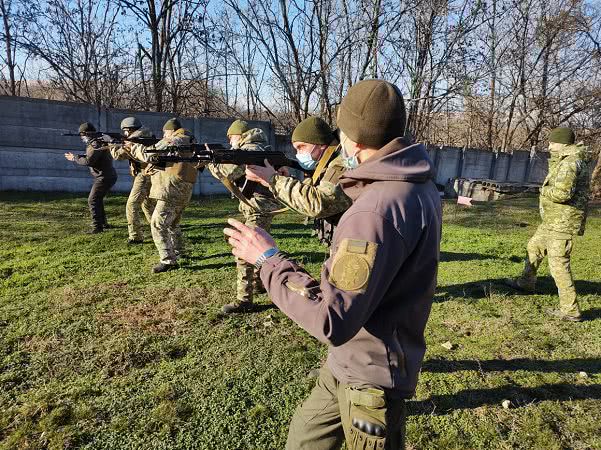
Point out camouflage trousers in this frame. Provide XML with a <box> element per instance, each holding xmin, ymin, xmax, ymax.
<box><xmin>150</xmin><ymin>200</ymin><xmax>187</xmax><ymax>265</ymax></box>
<box><xmin>518</xmin><ymin>225</ymin><xmax>580</xmax><ymax>317</ymax></box>
<box><xmin>236</xmin><ymin>210</ymin><xmax>273</xmax><ymax>302</ymax></box>
<box><xmin>286</xmin><ymin>366</ymin><xmax>406</xmax><ymax>450</ymax></box>
<box><xmin>126</xmin><ymin>173</ymin><xmax>156</xmax><ymax>241</ymax></box>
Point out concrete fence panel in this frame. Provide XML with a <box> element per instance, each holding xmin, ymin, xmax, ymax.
<box><xmin>0</xmin><ymin>96</ymin><xmax>279</xmax><ymax>195</ymax></box>
<box><xmin>461</xmin><ymin>149</ymin><xmax>494</xmax><ymax>179</ymax></box>
<box><xmin>528</xmin><ymin>152</ymin><xmax>550</xmax><ymax>184</ymax></box>
<box><xmin>433</xmin><ymin>147</ymin><xmax>463</xmax><ymax>185</ymax></box>
<box><xmin>506</xmin><ymin>151</ymin><xmax>530</xmax><ymax>182</ymax></box>
<box><xmin>0</xmin><ymin>96</ymin><xmax>553</xmax><ymax>195</ymax></box>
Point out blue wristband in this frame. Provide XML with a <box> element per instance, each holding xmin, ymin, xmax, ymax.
<box><xmin>255</xmin><ymin>247</ymin><xmax>279</xmax><ymax>268</ymax></box>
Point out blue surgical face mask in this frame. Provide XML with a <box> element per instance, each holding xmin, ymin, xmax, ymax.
<box><xmin>340</xmin><ymin>138</ymin><xmax>359</xmax><ymax>170</ymax></box>
<box><xmin>296</xmin><ymin>149</ymin><xmax>318</xmax><ymax>170</ymax></box>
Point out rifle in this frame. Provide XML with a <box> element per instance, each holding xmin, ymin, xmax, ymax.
<box><xmin>146</xmin><ymin>143</ymin><xmax>302</xmax><ymax>168</ymax></box>
<box><xmin>62</xmin><ymin>131</ymin><xmax>161</xmax><ymax>146</ymax></box>
<box><xmin>146</xmin><ymin>143</ymin><xmax>307</xmax><ymax>200</ymax></box>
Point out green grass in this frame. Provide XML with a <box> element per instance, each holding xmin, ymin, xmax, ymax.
<box><xmin>0</xmin><ymin>192</ymin><xmax>599</xmax><ymax>450</ymax></box>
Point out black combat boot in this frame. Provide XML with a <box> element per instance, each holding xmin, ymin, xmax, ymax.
<box><xmin>221</xmin><ymin>300</ymin><xmax>255</xmax><ymax>314</ymax></box>
<box><xmin>545</xmin><ymin>308</ymin><xmax>583</xmax><ymax>322</ymax></box>
<box><xmin>86</xmin><ymin>227</ymin><xmax>103</xmax><ymax>234</ymax></box>
<box><xmin>128</xmin><ymin>239</ymin><xmax>144</xmax><ymax>245</ymax></box>
<box><xmin>152</xmin><ymin>262</ymin><xmax>178</xmax><ymax>273</ymax></box>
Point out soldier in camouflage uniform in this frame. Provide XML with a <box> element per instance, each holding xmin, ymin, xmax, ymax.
<box><xmin>128</xmin><ymin>118</ymin><xmax>198</xmax><ymax>273</ymax></box>
<box><xmin>505</xmin><ymin>127</ymin><xmax>592</xmax><ymax>321</ymax></box>
<box><xmin>246</xmin><ymin>116</ymin><xmax>352</xmax><ymax>247</ymax></box>
<box><xmin>109</xmin><ymin>117</ymin><xmax>157</xmax><ymax>244</ymax></box>
<box><xmin>206</xmin><ymin>120</ymin><xmax>281</xmax><ymax>313</ymax></box>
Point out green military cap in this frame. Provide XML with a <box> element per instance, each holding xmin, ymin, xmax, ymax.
<box><xmin>120</xmin><ymin>116</ymin><xmax>142</xmax><ymax>130</ymax></box>
<box><xmin>337</xmin><ymin>79</ymin><xmax>406</xmax><ymax>149</ymax></box>
<box><xmin>549</xmin><ymin>127</ymin><xmax>575</xmax><ymax>145</ymax></box>
<box><xmin>227</xmin><ymin>119</ymin><xmax>249</xmax><ymax>136</ymax></box>
<box><xmin>163</xmin><ymin>118</ymin><xmax>182</xmax><ymax>131</ymax></box>
<box><xmin>78</xmin><ymin>122</ymin><xmax>96</xmax><ymax>134</ymax></box>
<box><xmin>292</xmin><ymin>116</ymin><xmax>335</xmax><ymax>145</ymax></box>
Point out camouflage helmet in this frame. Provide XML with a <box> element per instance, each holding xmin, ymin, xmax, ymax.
<box><xmin>163</xmin><ymin>118</ymin><xmax>182</xmax><ymax>131</ymax></box>
<box><xmin>227</xmin><ymin>119</ymin><xmax>249</xmax><ymax>136</ymax></box>
<box><xmin>78</xmin><ymin>122</ymin><xmax>97</xmax><ymax>134</ymax></box>
<box><xmin>120</xmin><ymin>116</ymin><xmax>142</xmax><ymax>130</ymax></box>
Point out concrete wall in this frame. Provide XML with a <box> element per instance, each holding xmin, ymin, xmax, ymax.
<box><xmin>0</xmin><ymin>96</ymin><xmax>550</xmax><ymax>194</ymax></box>
<box><xmin>428</xmin><ymin>145</ymin><xmax>549</xmax><ymax>187</ymax></box>
<box><xmin>0</xmin><ymin>96</ymin><xmax>275</xmax><ymax>195</ymax></box>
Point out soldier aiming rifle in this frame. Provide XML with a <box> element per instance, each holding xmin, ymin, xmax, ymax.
<box><xmin>63</xmin><ymin>122</ymin><xmax>118</xmax><ymax>233</ymax></box>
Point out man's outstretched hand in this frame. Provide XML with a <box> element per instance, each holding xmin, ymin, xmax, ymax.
<box><xmin>224</xmin><ymin>218</ymin><xmax>277</xmax><ymax>265</ymax></box>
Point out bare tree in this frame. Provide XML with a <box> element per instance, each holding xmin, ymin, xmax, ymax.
<box><xmin>21</xmin><ymin>0</ymin><xmax>129</xmax><ymax>108</ymax></box>
<box><xmin>0</xmin><ymin>0</ymin><xmax>29</xmax><ymax>95</ymax></box>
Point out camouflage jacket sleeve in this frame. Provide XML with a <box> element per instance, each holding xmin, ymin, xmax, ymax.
<box><xmin>127</xmin><ymin>142</ymin><xmax>153</xmax><ymax>163</ymax></box>
<box><xmin>541</xmin><ymin>158</ymin><xmax>580</xmax><ymax>203</ymax></box>
<box><xmin>108</xmin><ymin>143</ymin><xmax>130</xmax><ymax>161</ymax></box>
<box><xmin>268</xmin><ymin>174</ymin><xmax>351</xmax><ymax>218</ymax></box>
<box><xmin>206</xmin><ymin>163</ymin><xmax>245</xmax><ymax>183</ymax></box>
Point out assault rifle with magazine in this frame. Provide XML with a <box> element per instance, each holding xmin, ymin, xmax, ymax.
<box><xmin>62</xmin><ymin>132</ymin><xmax>161</xmax><ymax>147</ymax></box>
<box><xmin>145</xmin><ymin>143</ymin><xmax>307</xmax><ymax>200</ymax></box>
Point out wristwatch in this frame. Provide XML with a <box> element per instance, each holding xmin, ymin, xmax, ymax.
<box><xmin>255</xmin><ymin>247</ymin><xmax>279</xmax><ymax>269</ymax></box>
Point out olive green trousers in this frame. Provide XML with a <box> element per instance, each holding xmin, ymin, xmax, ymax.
<box><xmin>286</xmin><ymin>366</ymin><xmax>406</xmax><ymax>450</ymax></box>
<box><xmin>126</xmin><ymin>173</ymin><xmax>155</xmax><ymax>241</ymax></box>
<box><xmin>519</xmin><ymin>225</ymin><xmax>580</xmax><ymax>318</ymax></box>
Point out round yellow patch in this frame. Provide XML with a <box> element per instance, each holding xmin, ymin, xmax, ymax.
<box><xmin>331</xmin><ymin>255</ymin><xmax>370</xmax><ymax>291</ymax></box>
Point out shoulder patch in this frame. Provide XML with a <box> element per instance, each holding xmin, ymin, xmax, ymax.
<box><xmin>328</xmin><ymin>238</ymin><xmax>378</xmax><ymax>292</ymax></box>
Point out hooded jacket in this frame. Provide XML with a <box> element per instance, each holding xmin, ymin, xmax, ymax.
<box><xmin>260</xmin><ymin>138</ymin><xmax>442</xmax><ymax>397</ymax></box>
<box><xmin>540</xmin><ymin>142</ymin><xmax>592</xmax><ymax>236</ymax></box>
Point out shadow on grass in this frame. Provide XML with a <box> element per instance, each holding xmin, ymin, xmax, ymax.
<box><xmin>271</xmin><ymin>232</ymin><xmax>314</xmax><ymax>240</ymax></box>
<box><xmin>436</xmin><ymin>277</ymin><xmax>601</xmax><ymax>303</ymax></box>
<box><xmin>200</xmin><ymin>252</ymin><xmax>234</xmax><ymax>260</ymax></box>
<box><xmin>271</xmin><ymin>222</ymin><xmax>313</xmax><ymax>231</ymax></box>
<box><xmin>181</xmin><ymin>222</ymin><xmax>228</xmax><ymax>230</ymax></box>
<box><xmin>209</xmin><ymin>304</ymin><xmax>278</xmax><ymax>323</ymax></box>
<box><xmin>583</xmin><ymin>308</ymin><xmax>601</xmax><ymax>321</ymax></box>
<box><xmin>435</xmin><ymin>278</ymin><xmax>513</xmax><ymax>301</ymax></box>
<box><xmin>423</xmin><ymin>358</ymin><xmax>601</xmax><ymax>374</ymax></box>
<box><xmin>440</xmin><ymin>251</ymin><xmax>499</xmax><ymax>262</ymax></box>
<box><xmin>408</xmin><ymin>383</ymin><xmax>601</xmax><ymax>416</ymax></box>
<box><xmin>534</xmin><ymin>277</ymin><xmax>601</xmax><ymax>297</ymax></box>
<box><xmin>185</xmin><ymin>261</ymin><xmax>236</xmax><ymax>271</ymax></box>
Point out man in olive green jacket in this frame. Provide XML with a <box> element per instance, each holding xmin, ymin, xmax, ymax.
<box><xmin>506</xmin><ymin>127</ymin><xmax>592</xmax><ymax>321</ymax></box>
<box><xmin>246</xmin><ymin>116</ymin><xmax>352</xmax><ymax>246</ymax></box>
